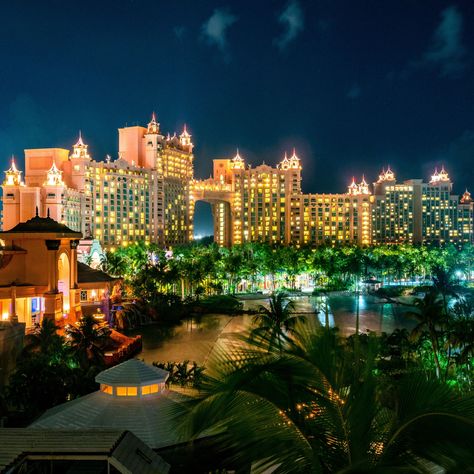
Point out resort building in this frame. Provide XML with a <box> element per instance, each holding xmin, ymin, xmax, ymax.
<box><xmin>1</xmin><ymin>113</ymin><xmax>472</xmax><ymax>247</ymax></box>
<box><xmin>1</xmin><ymin>115</ymin><xmax>194</xmax><ymax>250</ymax></box>
<box><xmin>0</xmin><ymin>429</ymin><xmax>169</xmax><ymax>473</ymax></box>
<box><xmin>0</xmin><ymin>213</ymin><xmax>119</xmax><ymax>328</ymax></box>
<box><xmin>372</xmin><ymin>166</ymin><xmax>473</xmax><ymax>245</ymax></box>
<box><xmin>194</xmin><ymin>151</ymin><xmax>372</xmax><ymax>246</ymax></box>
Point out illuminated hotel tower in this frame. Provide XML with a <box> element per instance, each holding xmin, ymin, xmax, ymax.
<box><xmin>1</xmin><ymin>114</ymin><xmax>194</xmax><ymax>249</ymax></box>
<box><xmin>191</xmin><ymin>150</ymin><xmax>372</xmax><ymax>246</ymax></box>
<box><xmin>1</xmin><ymin>113</ymin><xmax>472</xmax><ymax>247</ymax></box>
<box><xmin>372</xmin><ymin>165</ymin><xmax>473</xmax><ymax>244</ymax></box>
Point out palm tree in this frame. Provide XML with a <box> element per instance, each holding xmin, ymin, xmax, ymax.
<box><xmin>407</xmin><ymin>288</ymin><xmax>446</xmax><ymax>379</ymax></box>
<box><xmin>23</xmin><ymin>317</ymin><xmax>65</xmax><ymax>361</ymax></box>
<box><xmin>432</xmin><ymin>265</ymin><xmax>458</xmax><ymax>317</ymax></box>
<box><xmin>251</xmin><ymin>292</ymin><xmax>304</xmax><ymax>352</ymax></box>
<box><xmin>180</xmin><ymin>324</ymin><xmax>474</xmax><ymax>473</ymax></box>
<box><xmin>66</xmin><ymin>315</ymin><xmax>110</xmax><ymax>369</ymax></box>
<box><xmin>100</xmin><ymin>250</ymin><xmax>125</xmax><ymax>277</ymax></box>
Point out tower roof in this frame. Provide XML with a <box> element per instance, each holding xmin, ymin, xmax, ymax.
<box><xmin>4</xmin><ymin>156</ymin><xmax>23</xmax><ymax>186</ymax></box>
<box><xmin>378</xmin><ymin>165</ymin><xmax>395</xmax><ymax>182</ymax></box>
<box><xmin>7</xmin><ymin>156</ymin><xmax>20</xmax><ymax>174</ymax></box>
<box><xmin>71</xmin><ymin>131</ymin><xmax>91</xmax><ymax>160</ymax></box>
<box><xmin>45</xmin><ymin>161</ymin><xmax>63</xmax><ymax>186</ymax></box>
<box><xmin>180</xmin><ymin>124</ymin><xmax>191</xmax><ymax>138</ymax></box>
<box><xmin>147</xmin><ymin>112</ymin><xmax>160</xmax><ymax>134</ymax></box>
<box><xmin>461</xmin><ymin>189</ymin><xmax>472</xmax><ymax>204</ymax></box>
<box><xmin>233</xmin><ymin>148</ymin><xmax>242</xmax><ymax>161</ymax></box>
<box><xmin>231</xmin><ymin>148</ymin><xmax>245</xmax><ymax>169</ymax></box>
<box><xmin>279</xmin><ymin>151</ymin><xmax>291</xmax><ymax>169</ymax></box>
<box><xmin>74</xmin><ymin>131</ymin><xmax>85</xmax><ymax>147</ymax></box>
<box><xmin>385</xmin><ymin>165</ymin><xmax>395</xmax><ymax>180</ymax></box>
<box><xmin>438</xmin><ymin>165</ymin><xmax>449</xmax><ymax>181</ymax></box>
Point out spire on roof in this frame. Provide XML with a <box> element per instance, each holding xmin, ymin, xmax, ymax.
<box><xmin>147</xmin><ymin>112</ymin><xmax>160</xmax><ymax>134</ymax></box>
<box><xmin>288</xmin><ymin>147</ymin><xmax>301</xmax><ymax>169</ymax></box>
<box><xmin>75</xmin><ymin>130</ymin><xmax>84</xmax><ymax>147</ymax></box>
<box><xmin>385</xmin><ymin>165</ymin><xmax>395</xmax><ymax>181</ymax></box>
<box><xmin>347</xmin><ymin>176</ymin><xmax>359</xmax><ymax>195</ymax></box>
<box><xmin>71</xmin><ymin>131</ymin><xmax>91</xmax><ymax>160</ymax></box>
<box><xmin>438</xmin><ymin>164</ymin><xmax>450</xmax><ymax>181</ymax></box>
<box><xmin>231</xmin><ymin>148</ymin><xmax>245</xmax><ymax>169</ymax></box>
<box><xmin>45</xmin><ymin>161</ymin><xmax>63</xmax><ymax>186</ymax></box>
<box><xmin>179</xmin><ymin>124</ymin><xmax>193</xmax><ymax>149</ymax></box>
<box><xmin>461</xmin><ymin>188</ymin><xmax>472</xmax><ymax>204</ymax></box>
<box><xmin>278</xmin><ymin>151</ymin><xmax>291</xmax><ymax>170</ymax></box>
<box><xmin>3</xmin><ymin>156</ymin><xmax>23</xmax><ymax>186</ymax></box>
<box><xmin>430</xmin><ymin>166</ymin><xmax>440</xmax><ymax>183</ymax></box>
<box><xmin>358</xmin><ymin>175</ymin><xmax>370</xmax><ymax>194</ymax></box>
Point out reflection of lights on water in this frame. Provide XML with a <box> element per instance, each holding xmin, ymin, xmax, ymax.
<box><xmin>357</xmin><ymin>294</ymin><xmax>367</xmax><ymax>310</ymax></box>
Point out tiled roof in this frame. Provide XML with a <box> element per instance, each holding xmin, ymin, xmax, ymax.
<box><xmin>0</xmin><ymin>428</ymin><xmax>169</xmax><ymax>473</ymax></box>
<box><xmin>77</xmin><ymin>262</ymin><xmax>117</xmax><ymax>283</ymax></box>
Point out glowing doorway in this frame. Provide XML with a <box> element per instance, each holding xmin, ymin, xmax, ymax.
<box><xmin>58</xmin><ymin>252</ymin><xmax>70</xmax><ymax>313</ymax></box>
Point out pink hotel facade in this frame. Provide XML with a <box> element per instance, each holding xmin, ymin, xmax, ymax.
<box><xmin>1</xmin><ymin>113</ymin><xmax>473</xmax><ymax>250</ymax></box>
<box><xmin>2</xmin><ymin>115</ymin><xmax>194</xmax><ymax>249</ymax></box>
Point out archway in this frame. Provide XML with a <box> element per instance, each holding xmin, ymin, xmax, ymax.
<box><xmin>192</xmin><ymin>201</ymin><xmax>214</xmax><ymax>241</ymax></box>
<box><xmin>58</xmin><ymin>252</ymin><xmax>70</xmax><ymax>313</ymax></box>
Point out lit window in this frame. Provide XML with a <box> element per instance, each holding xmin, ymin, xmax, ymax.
<box><xmin>116</xmin><ymin>386</ymin><xmax>138</xmax><ymax>396</ymax></box>
<box><xmin>141</xmin><ymin>384</ymin><xmax>159</xmax><ymax>395</ymax></box>
<box><xmin>101</xmin><ymin>384</ymin><xmax>113</xmax><ymax>395</ymax></box>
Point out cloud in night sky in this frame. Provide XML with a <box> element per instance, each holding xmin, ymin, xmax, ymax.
<box><xmin>274</xmin><ymin>1</ymin><xmax>304</xmax><ymax>51</ymax></box>
<box><xmin>173</xmin><ymin>26</ymin><xmax>186</xmax><ymax>41</ymax></box>
<box><xmin>422</xmin><ymin>6</ymin><xmax>467</xmax><ymax>77</ymax></box>
<box><xmin>347</xmin><ymin>83</ymin><xmax>361</xmax><ymax>100</ymax></box>
<box><xmin>201</xmin><ymin>8</ymin><xmax>238</xmax><ymax>55</ymax></box>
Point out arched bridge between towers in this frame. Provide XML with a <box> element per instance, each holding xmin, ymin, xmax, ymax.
<box><xmin>190</xmin><ymin>179</ymin><xmax>234</xmax><ymax>246</ymax></box>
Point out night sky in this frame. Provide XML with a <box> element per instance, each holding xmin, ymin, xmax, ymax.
<box><xmin>1</xmin><ymin>0</ymin><xmax>474</xmax><ymax>234</ymax></box>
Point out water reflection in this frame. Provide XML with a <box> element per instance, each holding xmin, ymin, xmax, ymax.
<box><xmin>133</xmin><ymin>295</ymin><xmax>416</xmax><ymax>363</ymax></box>
<box><xmin>324</xmin><ymin>294</ymin><xmax>415</xmax><ymax>336</ymax></box>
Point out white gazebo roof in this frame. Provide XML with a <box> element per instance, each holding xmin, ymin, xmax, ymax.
<box><xmin>30</xmin><ymin>359</ymin><xmax>188</xmax><ymax>449</ymax></box>
<box><xmin>96</xmin><ymin>358</ymin><xmax>169</xmax><ymax>386</ymax></box>
<box><xmin>30</xmin><ymin>384</ymin><xmax>187</xmax><ymax>449</ymax></box>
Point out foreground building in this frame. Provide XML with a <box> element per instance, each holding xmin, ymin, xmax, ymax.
<box><xmin>1</xmin><ymin>114</ymin><xmax>472</xmax><ymax>247</ymax></box>
<box><xmin>0</xmin><ymin>214</ymin><xmax>119</xmax><ymax>327</ymax></box>
<box><xmin>0</xmin><ymin>429</ymin><xmax>169</xmax><ymax>473</ymax></box>
<box><xmin>31</xmin><ymin>358</ymin><xmax>187</xmax><ymax>450</ymax></box>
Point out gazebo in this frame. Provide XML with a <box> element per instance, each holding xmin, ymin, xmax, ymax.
<box><xmin>30</xmin><ymin>359</ymin><xmax>188</xmax><ymax>450</ymax></box>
